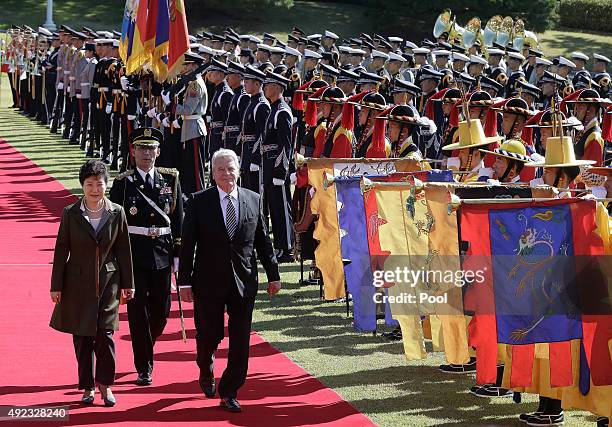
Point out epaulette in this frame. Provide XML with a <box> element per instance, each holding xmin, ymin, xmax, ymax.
<box><xmin>157</xmin><ymin>167</ymin><xmax>179</xmax><ymax>177</ymax></box>
<box><xmin>115</xmin><ymin>170</ymin><xmax>134</xmax><ymax>180</ymax></box>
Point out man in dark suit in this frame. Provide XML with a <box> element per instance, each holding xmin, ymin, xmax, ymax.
<box><xmin>109</xmin><ymin>127</ymin><xmax>183</xmax><ymax>386</ymax></box>
<box><xmin>178</xmin><ymin>148</ymin><xmax>281</xmax><ymax>413</ymax></box>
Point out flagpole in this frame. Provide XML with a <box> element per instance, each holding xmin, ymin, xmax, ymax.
<box><xmin>43</xmin><ymin>0</ymin><xmax>57</xmax><ymax>31</ymax></box>
<box><xmin>456</xmin><ymin>197</ymin><xmax>612</xmax><ymax>204</ymax></box>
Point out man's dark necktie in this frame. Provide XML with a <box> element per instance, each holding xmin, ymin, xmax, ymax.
<box><xmin>225</xmin><ymin>195</ymin><xmax>237</xmax><ymax>239</ymax></box>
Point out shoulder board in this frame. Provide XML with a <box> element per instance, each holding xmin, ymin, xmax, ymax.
<box><xmin>115</xmin><ymin>170</ymin><xmax>134</xmax><ymax>180</ymax></box>
<box><xmin>157</xmin><ymin>167</ymin><xmax>179</xmax><ymax>177</ymax></box>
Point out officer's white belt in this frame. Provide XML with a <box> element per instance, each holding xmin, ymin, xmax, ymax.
<box><xmin>224</xmin><ymin>125</ymin><xmax>240</xmax><ymax>132</ymax></box>
<box><xmin>210</xmin><ymin>121</ymin><xmax>224</xmax><ymax>128</ymax></box>
<box><xmin>262</xmin><ymin>144</ymin><xmax>278</xmax><ymax>152</ymax></box>
<box><xmin>184</xmin><ymin>115</ymin><xmax>201</xmax><ymax>120</ymax></box>
<box><xmin>99</xmin><ymin>87</ymin><xmax>109</xmax><ymax>91</ymax></box>
<box><xmin>128</xmin><ymin>226</ymin><xmax>171</xmax><ymax>237</ymax></box>
<box><xmin>241</xmin><ymin>135</ymin><xmax>256</xmax><ymax>142</ymax></box>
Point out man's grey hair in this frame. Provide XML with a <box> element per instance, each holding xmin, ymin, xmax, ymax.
<box><xmin>211</xmin><ymin>148</ymin><xmax>240</xmax><ymax>170</ymax></box>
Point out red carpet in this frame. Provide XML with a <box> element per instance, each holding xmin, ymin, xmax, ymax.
<box><xmin>0</xmin><ymin>138</ymin><xmax>374</xmax><ymax>426</ymax></box>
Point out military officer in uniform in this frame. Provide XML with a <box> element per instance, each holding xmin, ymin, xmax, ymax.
<box><xmin>109</xmin><ymin>127</ymin><xmax>183</xmax><ymax>386</ymax></box>
<box><xmin>505</xmin><ymin>51</ymin><xmax>526</xmax><ymax>98</ymax></box>
<box><xmin>283</xmin><ymin>46</ymin><xmax>302</xmax><ymax>102</ymax></box>
<box><xmin>416</xmin><ymin>68</ymin><xmax>443</xmax><ymax>116</ymax></box>
<box><xmin>223</xmin><ymin>61</ymin><xmax>250</xmax><ymax>155</ymax></box>
<box><xmin>207</xmin><ymin>59</ymin><xmax>234</xmax><ymax>162</ymax></box>
<box><xmin>592</xmin><ymin>54</ymin><xmax>611</xmax><ymax>98</ymax></box>
<box><xmin>261</xmin><ymin>71</ymin><xmax>294</xmax><ymax>263</ymax></box>
<box><xmin>239</xmin><ymin>66</ymin><xmax>271</xmax><ymax>193</ymax></box>
<box><xmin>165</xmin><ymin>52</ymin><xmax>208</xmax><ymax>195</ymax></box>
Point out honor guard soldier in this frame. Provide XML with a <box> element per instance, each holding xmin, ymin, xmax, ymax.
<box><xmin>570</xmin><ymin>51</ymin><xmax>590</xmax><ymax>87</ymax></box>
<box><xmin>537</xmin><ymin>71</ymin><xmax>565</xmax><ymax>110</ymax></box>
<box><xmin>223</xmin><ymin>61</ymin><xmax>250</xmax><ymax>155</ymax></box>
<box><xmin>376</xmin><ymin>104</ymin><xmax>425</xmax><ymax>158</ymax></box>
<box><xmin>564</xmin><ymin>88</ymin><xmax>610</xmax><ymax>165</ymax></box>
<box><xmin>69</xmin><ymin>32</ymin><xmax>87</xmax><ymax>146</ymax></box>
<box><xmin>239</xmin><ymin>66</ymin><xmax>270</xmax><ymax>193</ymax></box>
<box><xmin>350</xmin><ymin>91</ymin><xmax>388</xmax><ymax>157</ymax></box>
<box><xmin>207</xmin><ymin>59</ymin><xmax>234</xmax><ymax>161</ymax></box>
<box><xmin>262</xmin><ymin>71</ymin><xmax>295</xmax><ymax>263</ymax></box>
<box><xmin>283</xmin><ymin>46</ymin><xmax>302</xmax><ymax>102</ymax></box>
<box><xmin>416</xmin><ymin>67</ymin><xmax>443</xmax><ymax>116</ymax></box>
<box><xmin>485</xmin><ymin>48</ymin><xmax>508</xmax><ymax>88</ymax></box>
<box><xmin>61</xmin><ymin>32</ymin><xmax>77</xmax><ymax>139</ymax></box>
<box><xmin>50</xmin><ymin>27</ymin><xmax>69</xmax><ymax>133</ymax></box>
<box><xmin>516</xmin><ymin>80</ymin><xmax>542</xmax><ymax>110</ymax></box>
<box><xmin>109</xmin><ymin>127</ymin><xmax>183</xmax><ymax>387</ymax></box>
<box><xmin>43</xmin><ymin>33</ymin><xmax>60</xmax><ymax>124</ymax></box>
<box><xmin>78</xmin><ymin>42</ymin><xmax>97</xmax><ymax>151</ymax></box>
<box><xmin>301</xmin><ymin>49</ymin><xmax>321</xmax><ymax>82</ymax></box>
<box><xmin>592</xmin><ymin>54</ymin><xmax>611</xmax><ymax>98</ymax></box>
<box><xmin>505</xmin><ymin>51</ymin><xmax>527</xmax><ymax>97</ymax></box>
<box><xmin>168</xmin><ymin>52</ymin><xmax>208</xmax><ymax>195</ymax></box>
<box><xmin>336</xmin><ymin>67</ymin><xmax>359</xmax><ymax>97</ymax></box>
<box><xmin>479</xmin><ymin>75</ymin><xmax>505</xmax><ymax>99</ymax></box>
<box><xmin>319</xmin><ymin>63</ymin><xmax>340</xmax><ymax>86</ymax></box>
<box><xmin>556</xmin><ymin>56</ymin><xmax>576</xmax><ymax>97</ymax></box>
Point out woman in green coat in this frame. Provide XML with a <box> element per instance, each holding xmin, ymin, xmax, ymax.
<box><xmin>50</xmin><ymin>160</ymin><xmax>135</xmax><ymax>406</ymax></box>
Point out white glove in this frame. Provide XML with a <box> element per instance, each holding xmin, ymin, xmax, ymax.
<box><xmin>105</xmin><ymin>103</ymin><xmax>112</xmax><ymax>114</ymax></box>
<box><xmin>161</xmin><ymin>90</ymin><xmax>171</xmax><ymax>106</ymax></box>
<box><xmin>530</xmin><ymin>177</ymin><xmax>545</xmax><ymax>188</ymax></box>
<box><xmin>446</xmin><ymin>157</ymin><xmax>460</xmax><ymax>169</ymax></box>
<box><xmin>120</xmin><ymin>76</ymin><xmax>129</xmax><ymax>91</ymax></box>
<box><xmin>172</xmin><ymin>119</ymin><xmax>181</xmax><ymax>129</ymax></box>
<box><xmin>146</xmin><ymin>107</ymin><xmax>157</xmax><ymax>118</ymax></box>
<box><xmin>591</xmin><ymin>186</ymin><xmax>607</xmax><ymax>199</ymax></box>
<box><xmin>156</xmin><ymin>113</ymin><xmax>163</xmax><ymax>122</ymax></box>
<box><xmin>162</xmin><ymin>117</ymin><xmax>170</xmax><ymax>127</ymax></box>
<box><xmin>478</xmin><ymin>167</ymin><xmax>493</xmax><ymax>179</ymax></box>
<box><xmin>249</xmin><ymin>163</ymin><xmax>260</xmax><ymax>172</ymax></box>
<box><xmin>486</xmin><ymin>178</ymin><xmax>501</xmax><ymax>186</ymax></box>
<box><xmin>76</xmin><ymin>94</ymin><xmax>81</xmax><ymax>99</ymax></box>
<box><xmin>290</xmin><ymin>172</ymin><xmax>297</xmax><ymax>184</ymax></box>
<box><xmin>57</xmin><ymin>82</ymin><xmax>64</xmax><ymax>90</ymax></box>
<box><xmin>272</xmin><ymin>178</ymin><xmax>285</xmax><ymax>186</ymax></box>
<box><xmin>127</xmin><ymin>114</ymin><xmax>137</xmax><ymax>120</ymax></box>
<box><xmin>172</xmin><ymin>257</ymin><xmax>179</xmax><ymax>273</ymax></box>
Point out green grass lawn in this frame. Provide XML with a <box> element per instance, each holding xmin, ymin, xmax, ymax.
<box><xmin>0</xmin><ymin>74</ymin><xmax>601</xmax><ymax>426</ymax></box>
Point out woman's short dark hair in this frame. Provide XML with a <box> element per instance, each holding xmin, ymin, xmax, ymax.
<box><xmin>79</xmin><ymin>160</ymin><xmax>109</xmax><ymax>185</ymax></box>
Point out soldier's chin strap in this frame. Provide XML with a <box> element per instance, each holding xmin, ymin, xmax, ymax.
<box><xmin>460</xmin><ymin>148</ymin><xmax>477</xmax><ymax>183</ymax></box>
<box><xmin>506</xmin><ymin>115</ymin><xmax>519</xmax><ymax>139</ymax></box>
<box><xmin>553</xmin><ymin>168</ymin><xmax>564</xmax><ymax>189</ymax></box>
<box><xmin>500</xmin><ymin>159</ymin><xmax>517</xmax><ymax>182</ymax></box>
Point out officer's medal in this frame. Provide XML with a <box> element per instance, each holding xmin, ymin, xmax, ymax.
<box><xmin>129</xmin><ymin>204</ymin><xmax>138</xmax><ymax>215</ymax></box>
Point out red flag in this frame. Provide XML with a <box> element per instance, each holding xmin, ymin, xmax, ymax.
<box><xmin>168</xmin><ymin>0</ymin><xmax>189</xmax><ymax>78</ymax></box>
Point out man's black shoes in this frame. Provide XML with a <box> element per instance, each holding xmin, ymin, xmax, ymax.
<box><xmin>220</xmin><ymin>397</ymin><xmax>242</xmax><ymax>413</ymax></box>
<box><xmin>199</xmin><ymin>375</ymin><xmax>217</xmax><ymax>398</ymax></box>
<box><xmin>136</xmin><ymin>372</ymin><xmax>152</xmax><ymax>386</ymax></box>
